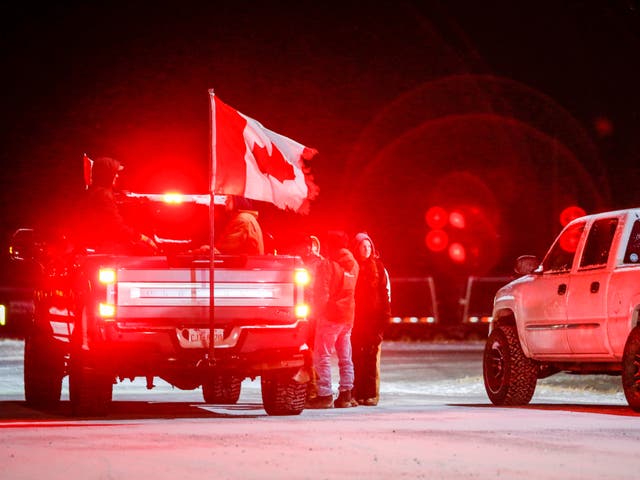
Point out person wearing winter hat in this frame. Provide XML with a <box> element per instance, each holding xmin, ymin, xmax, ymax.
<box><xmin>79</xmin><ymin>156</ymin><xmax>157</xmax><ymax>254</ymax></box>
<box><xmin>350</xmin><ymin>232</ymin><xmax>391</xmax><ymax>406</ymax></box>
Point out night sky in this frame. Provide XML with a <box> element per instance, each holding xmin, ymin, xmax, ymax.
<box><xmin>2</xmin><ymin>1</ymin><xmax>639</xmax><ymax>287</ymax></box>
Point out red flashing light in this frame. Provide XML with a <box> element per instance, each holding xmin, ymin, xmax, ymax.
<box><xmin>448</xmin><ymin>242</ymin><xmax>466</xmax><ymax>263</ymax></box>
<box><xmin>449</xmin><ymin>210</ymin><xmax>465</xmax><ymax>229</ymax></box>
<box><xmin>425</xmin><ymin>229</ymin><xmax>448</xmax><ymax>252</ymax></box>
<box><xmin>559</xmin><ymin>227</ymin><xmax>582</xmax><ymax>253</ymax></box>
<box><xmin>425</xmin><ymin>206</ymin><xmax>448</xmax><ymax>229</ymax></box>
<box><xmin>559</xmin><ymin>206</ymin><xmax>586</xmax><ymax>227</ymax></box>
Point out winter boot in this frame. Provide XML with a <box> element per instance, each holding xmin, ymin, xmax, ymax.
<box><xmin>360</xmin><ymin>397</ymin><xmax>378</xmax><ymax>406</ymax></box>
<box><xmin>305</xmin><ymin>394</ymin><xmax>334</xmax><ymax>409</ymax></box>
<box><xmin>334</xmin><ymin>389</ymin><xmax>356</xmax><ymax>408</ymax></box>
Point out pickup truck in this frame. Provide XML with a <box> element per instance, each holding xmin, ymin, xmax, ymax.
<box><xmin>483</xmin><ymin>208</ymin><xmax>640</xmax><ymax>411</ymax></box>
<box><xmin>16</xmin><ymin>193</ymin><xmax>311</xmax><ymax>416</ymax></box>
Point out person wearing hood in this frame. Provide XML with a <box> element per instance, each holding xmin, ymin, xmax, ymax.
<box><xmin>80</xmin><ymin>156</ymin><xmax>157</xmax><ymax>253</ymax></box>
<box><xmin>215</xmin><ymin>195</ymin><xmax>264</xmax><ymax>255</ymax></box>
<box><xmin>295</xmin><ymin>234</ymin><xmax>327</xmax><ymax>401</ymax></box>
<box><xmin>305</xmin><ymin>230</ymin><xmax>359</xmax><ymax>409</ymax></box>
<box><xmin>350</xmin><ymin>232</ymin><xmax>391</xmax><ymax>406</ymax></box>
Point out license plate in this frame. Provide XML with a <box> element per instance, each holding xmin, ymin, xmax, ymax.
<box><xmin>178</xmin><ymin>328</ymin><xmax>224</xmax><ymax>348</ymax></box>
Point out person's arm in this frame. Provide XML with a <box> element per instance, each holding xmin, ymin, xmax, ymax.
<box><xmin>101</xmin><ymin>190</ymin><xmax>157</xmax><ymax>251</ymax></box>
<box><xmin>376</xmin><ymin>262</ymin><xmax>392</xmax><ymax>337</ymax></box>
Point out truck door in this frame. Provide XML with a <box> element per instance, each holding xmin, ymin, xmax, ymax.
<box><xmin>566</xmin><ymin>217</ymin><xmax>618</xmax><ymax>355</ymax></box>
<box><xmin>521</xmin><ymin>221</ymin><xmax>585</xmax><ymax>356</ymax></box>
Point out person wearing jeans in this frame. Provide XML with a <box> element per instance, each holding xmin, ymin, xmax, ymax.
<box><xmin>305</xmin><ymin>231</ymin><xmax>359</xmax><ymax>409</ymax></box>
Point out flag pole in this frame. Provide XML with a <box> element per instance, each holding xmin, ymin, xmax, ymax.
<box><xmin>207</xmin><ymin>88</ymin><xmax>217</xmax><ymax>364</ymax></box>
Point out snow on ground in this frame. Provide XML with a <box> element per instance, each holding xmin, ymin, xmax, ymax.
<box><xmin>1</xmin><ymin>338</ymin><xmax>638</xmax><ymax>480</ymax></box>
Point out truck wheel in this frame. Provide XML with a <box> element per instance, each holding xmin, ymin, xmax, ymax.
<box><xmin>69</xmin><ymin>350</ymin><xmax>113</xmax><ymax>417</ymax></box>
<box><xmin>483</xmin><ymin>324</ymin><xmax>537</xmax><ymax>406</ymax></box>
<box><xmin>202</xmin><ymin>374</ymin><xmax>242</xmax><ymax>404</ymax></box>
<box><xmin>261</xmin><ymin>370</ymin><xmax>306</xmax><ymax>416</ymax></box>
<box><xmin>24</xmin><ymin>332</ymin><xmax>64</xmax><ymax>409</ymax></box>
<box><xmin>622</xmin><ymin>326</ymin><xmax>640</xmax><ymax>412</ymax></box>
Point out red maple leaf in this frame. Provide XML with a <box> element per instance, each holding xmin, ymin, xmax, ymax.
<box><xmin>251</xmin><ymin>142</ymin><xmax>295</xmax><ymax>183</ymax></box>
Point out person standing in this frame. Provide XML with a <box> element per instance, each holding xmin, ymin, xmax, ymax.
<box><xmin>305</xmin><ymin>231</ymin><xmax>359</xmax><ymax>409</ymax></box>
<box><xmin>351</xmin><ymin>232</ymin><xmax>391</xmax><ymax>406</ymax></box>
<box><xmin>299</xmin><ymin>235</ymin><xmax>326</xmax><ymax>401</ymax></box>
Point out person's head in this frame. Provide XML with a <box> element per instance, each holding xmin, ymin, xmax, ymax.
<box><xmin>325</xmin><ymin>230</ymin><xmax>349</xmax><ymax>258</ymax></box>
<box><xmin>352</xmin><ymin>232</ymin><xmax>375</xmax><ymax>261</ymax></box>
<box><xmin>295</xmin><ymin>234</ymin><xmax>321</xmax><ymax>259</ymax></box>
<box><xmin>225</xmin><ymin>195</ymin><xmax>255</xmax><ymax>213</ymax></box>
<box><xmin>91</xmin><ymin>156</ymin><xmax>124</xmax><ymax>188</ymax></box>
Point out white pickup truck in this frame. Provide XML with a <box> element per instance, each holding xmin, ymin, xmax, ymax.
<box><xmin>483</xmin><ymin>208</ymin><xmax>640</xmax><ymax>411</ymax></box>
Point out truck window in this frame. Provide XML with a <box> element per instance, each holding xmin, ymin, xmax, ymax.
<box><xmin>580</xmin><ymin>217</ymin><xmax>618</xmax><ymax>268</ymax></box>
<box><xmin>542</xmin><ymin>221</ymin><xmax>585</xmax><ymax>273</ymax></box>
<box><xmin>624</xmin><ymin>219</ymin><xmax>640</xmax><ymax>264</ymax></box>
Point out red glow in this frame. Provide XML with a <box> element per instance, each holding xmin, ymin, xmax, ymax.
<box><xmin>559</xmin><ymin>206</ymin><xmax>586</xmax><ymax>227</ymax></box>
<box><xmin>559</xmin><ymin>227</ymin><xmax>582</xmax><ymax>253</ymax></box>
<box><xmin>448</xmin><ymin>242</ymin><xmax>466</xmax><ymax>263</ymax></box>
<box><xmin>594</xmin><ymin>116</ymin><xmax>614</xmax><ymax>137</ymax></box>
<box><xmin>425</xmin><ymin>206</ymin><xmax>448</xmax><ymax>229</ymax></box>
<box><xmin>425</xmin><ymin>229</ymin><xmax>448</xmax><ymax>252</ymax></box>
<box><xmin>449</xmin><ymin>211</ymin><xmax>466</xmax><ymax>229</ymax></box>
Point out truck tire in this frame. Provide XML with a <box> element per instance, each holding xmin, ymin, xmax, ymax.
<box><xmin>622</xmin><ymin>326</ymin><xmax>640</xmax><ymax>412</ymax></box>
<box><xmin>202</xmin><ymin>374</ymin><xmax>242</xmax><ymax>404</ymax></box>
<box><xmin>261</xmin><ymin>370</ymin><xmax>306</xmax><ymax>416</ymax></box>
<box><xmin>483</xmin><ymin>324</ymin><xmax>537</xmax><ymax>406</ymax></box>
<box><xmin>24</xmin><ymin>332</ymin><xmax>64</xmax><ymax>408</ymax></box>
<box><xmin>69</xmin><ymin>349</ymin><xmax>113</xmax><ymax>417</ymax></box>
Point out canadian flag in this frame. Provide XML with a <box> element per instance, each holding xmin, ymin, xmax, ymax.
<box><xmin>209</xmin><ymin>90</ymin><xmax>319</xmax><ymax>213</ymax></box>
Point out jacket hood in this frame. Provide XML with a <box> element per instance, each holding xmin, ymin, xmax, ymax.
<box><xmin>352</xmin><ymin>232</ymin><xmax>377</xmax><ymax>258</ymax></box>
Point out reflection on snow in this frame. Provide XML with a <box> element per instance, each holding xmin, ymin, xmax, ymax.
<box><xmin>0</xmin><ymin>339</ymin><xmax>626</xmax><ymax>406</ymax></box>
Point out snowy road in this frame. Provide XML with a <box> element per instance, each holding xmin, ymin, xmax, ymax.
<box><xmin>1</xmin><ymin>339</ymin><xmax>638</xmax><ymax>479</ymax></box>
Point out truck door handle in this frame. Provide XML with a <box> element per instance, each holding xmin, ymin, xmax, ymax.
<box><xmin>557</xmin><ymin>284</ymin><xmax>567</xmax><ymax>295</ymax></box>
<box><xmin>590</xmin><ymin>281</ymin><xmax>600</xmax><ymax>293</ymax></box>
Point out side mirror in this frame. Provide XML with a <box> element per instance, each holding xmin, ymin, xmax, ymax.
<box><xmin>514</xmin><ymin>255</ymin><xmax>540</xmax><ymax>275</ymax></box>
<box><xmin>8</xmin><ymin>228</ymin><xmax>36</xmax><ymax>261</ymax></box>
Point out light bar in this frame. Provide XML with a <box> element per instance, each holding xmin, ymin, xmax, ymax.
<box><xmin>124</xmin><ymin>192</ymin><xmax>227</xmax><ymax>206</ymax></box>
<box><xmin>390</xmin><ymin>316</ymin><xmax>436</xmax><ymax>324</ymax></box>
<box><xmin>163</xmin><ymin>192</ymin><xmax>184</xmax><ymax>204</ymax></box>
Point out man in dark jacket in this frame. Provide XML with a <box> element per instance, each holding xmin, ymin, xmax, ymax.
<box><xmin>215</xmin><ymin>195</ymin><xmax>264</xmax><ymax>255</ymax></box>
<box><xmin>80</xmin><ymin>156</ymin><xmax>157</xmax><ymax>254</ymax></box>
<box><xmin>305</xmin><ymin>231</ymin><xmax>359</xmax><ymax>409</ymax></box>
